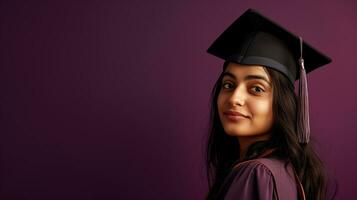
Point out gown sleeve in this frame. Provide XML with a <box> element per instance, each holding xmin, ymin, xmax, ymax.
<box><xmin>224</xmin><ymin>161</ymin><xmax>277</xmax><ymax>200</ymax></box>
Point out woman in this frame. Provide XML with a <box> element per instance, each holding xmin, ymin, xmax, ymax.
<box><xmin>205</xmin><ymin>9</ymin><xmax>335</xmax><ymax>200</ymax></box>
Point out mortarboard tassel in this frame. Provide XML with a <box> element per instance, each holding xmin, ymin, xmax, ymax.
<box><xmin>297</xmin><ymin>37</ymin><xmax>310</xmax><ymax>144</ymax></box>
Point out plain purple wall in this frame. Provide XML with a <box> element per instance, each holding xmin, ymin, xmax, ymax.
<box><xmin>1</xmin><ymin>0</ymin><xmax>356</xmax><ymax>199</ymax></box>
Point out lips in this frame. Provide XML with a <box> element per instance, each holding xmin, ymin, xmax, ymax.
<box><xmin>223</xmin><ymin>110</ymin><xmax>249</xmax><ymax>118</ymax></box>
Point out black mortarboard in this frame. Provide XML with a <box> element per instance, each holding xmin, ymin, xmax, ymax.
<box><xmin>207</xmin><ymin>8</ymin><xmax>332</xmax><ymax>144</ymax></box>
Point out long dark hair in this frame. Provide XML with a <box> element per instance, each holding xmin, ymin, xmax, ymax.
<box><xmin>205</xmin><ymin>61</ymin><xmax>336</xmax><ymax>200</ymax></box>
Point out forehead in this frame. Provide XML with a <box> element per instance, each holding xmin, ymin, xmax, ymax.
<box><xmin>224</xmin><ymin>63</ymin><xmax>270</xmax><ymax>80</ymax></box>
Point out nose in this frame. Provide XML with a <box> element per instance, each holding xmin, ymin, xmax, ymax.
<box><xmin>228</xmin><ymin>85</ymin><xmax>246</xmax><ymax>106</ymax></box>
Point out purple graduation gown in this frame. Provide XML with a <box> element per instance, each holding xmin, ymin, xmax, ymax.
<box><xmin>218</xmin><ymin>153</ymin><xmax>305</xmax><ymax>200</ymax></box>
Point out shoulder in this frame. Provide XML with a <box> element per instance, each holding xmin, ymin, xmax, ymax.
<box><xmin>231</xmin><ymin>159</ymin><xmax>274</xmax><ymax>182</ymax></box>
<box><xmin>234</xmin><ymin>157</ymin><xmax>287</xmax><ymax>169</ymax></box>
<box><xmin>231</xmin><ymin>157</ymin><xmax>298</xmax><ymax>200</ymax></box>
<box><xmin>233</xmin><ymin>158</ymin><xmax>275</xmax><ymax>172</ymax></box>
<box><xmin>233</xmin><ymin>157</ymin><xmax>293</xmax><ymax>179</ymax></box>
<box><xmin>234</xmin><ymin>157</ymin><xmax>297</xmax><ymax>187</ymax></box>
<box><xmin>224</xmin><ymin>157</ymin><xmax>299</xmax><ymax>200</ymax></box>
<box><xmin>230</xmin><ymin>159</ymin><xmax>276</xmax><ymax>189</ymax></box>
<box><xmin>223</xmin><ymin>159</ymin><xmax>277</xmax><ymax>200</ymax></box>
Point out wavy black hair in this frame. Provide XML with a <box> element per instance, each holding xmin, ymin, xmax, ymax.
<box><xmin>205</xmin><ymin>61</ymin><xmax>337</xmax><ymax>200</ymax></box>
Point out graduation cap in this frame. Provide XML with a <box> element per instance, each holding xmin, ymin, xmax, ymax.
<box><xmin>207</xmin><ymin>8</ymin><xmax>332</xmax><ymax>144</ymax></box>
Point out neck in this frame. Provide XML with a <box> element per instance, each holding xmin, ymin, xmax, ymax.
<box><xmin>238</xmin><ymin>134</ymin><xmax>271</xmax><ymax>159</ymax></box>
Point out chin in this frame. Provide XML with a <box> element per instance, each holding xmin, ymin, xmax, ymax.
<box><xmin>223</xmin><ymin>124</ymin><xmax>268</xmax><ymax>137</ymax></box>
<box><xmin>223</xmin><ymin>126</ymin><xmax>252</xmax><ymax>137</ymax></box>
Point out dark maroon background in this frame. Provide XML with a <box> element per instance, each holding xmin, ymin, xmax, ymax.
<box><xmin>1</xmin><ymin>0</ymin><xmax>356</xmax><ymax>199</ymax></box>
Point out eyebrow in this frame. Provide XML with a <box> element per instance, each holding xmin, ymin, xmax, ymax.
<box><xmin>222</xmin><ymin>71</ymin><xmax>271</xmax><ymax>85</ymax></box>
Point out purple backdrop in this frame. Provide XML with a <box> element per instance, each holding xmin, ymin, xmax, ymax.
<box><xmin>1</xmin><ymin>0</ymin><xmax>356</xmax><ymax>199</ymax></box>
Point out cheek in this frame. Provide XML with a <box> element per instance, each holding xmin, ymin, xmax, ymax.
<box><xmin>249</xmin><ymin>98</ymin><xmax>273</xmax><ymax>122</ymax></box>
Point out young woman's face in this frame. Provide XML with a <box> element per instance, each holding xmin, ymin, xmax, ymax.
<box><xmin>217</xmin><ymin>62</ymin><xmax>274</xmax><ymax>139</ymax></box>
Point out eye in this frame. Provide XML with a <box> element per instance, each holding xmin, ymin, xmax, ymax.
<box><xmin>250</xmin><ymin>86</ymin><xmax>265</xmax><ymax>94</ymax></box>
<box><xmin>222</xmin><ymin>82</ymin><xmax>234</xmax><ymax>90</ymax></box>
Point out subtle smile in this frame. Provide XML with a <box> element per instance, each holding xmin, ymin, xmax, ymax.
<box><xmin>223</xmin><ymin>110</ymin><xmax>250</xmax><ymax>122</ymax></box>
